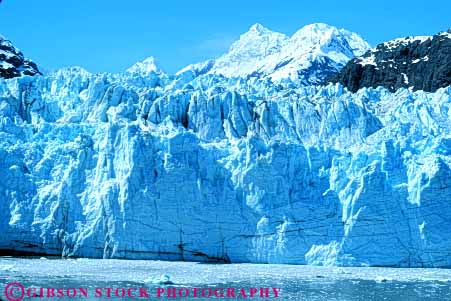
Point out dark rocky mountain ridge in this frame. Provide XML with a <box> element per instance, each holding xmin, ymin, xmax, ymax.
<box><xmin>328</xmin><ymin>29</ymin><xmax>451</xmax><ymax>93</ymax></box>
<box><xmin>0</xmin><ymin>36</ymin><xmax>41</xmax><ymax>79</ymax></box>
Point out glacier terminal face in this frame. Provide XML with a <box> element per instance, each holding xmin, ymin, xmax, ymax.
<box><xmin>1</xmin><ymin>67</ymin><xmax>450</xmax><ymax>267</ymax></box>
<box><xmin>1</xmin><ymin>24</ymin><xmax>451</xmax><ymax>268</ymax></box>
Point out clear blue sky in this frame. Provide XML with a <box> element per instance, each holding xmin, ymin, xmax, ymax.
<box><xmin>1</xmin><ymin>0</ymin><xmax>450</xmax><ymax>73</ymax></box>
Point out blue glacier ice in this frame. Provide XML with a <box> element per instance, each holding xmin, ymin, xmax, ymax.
<box><xmin>1</xmin><ymin>23</ymin><xmax>451</xmax><ymax>268</ymax></box>
<box><xmin>1</xmin><ymin>67</ymin><xmax>450</xmax><ymax>267</ymax></box>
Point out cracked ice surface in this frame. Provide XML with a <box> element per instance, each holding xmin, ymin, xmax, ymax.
<box><xmin>0</xmin><ymin>68</ymin><xmax>451</xmax><ymax>267</ymax></box>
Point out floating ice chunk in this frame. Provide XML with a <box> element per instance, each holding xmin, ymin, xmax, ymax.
<box><xmin>144</xmin><ymin>274</ymin><xmax>174</xmax><ymax>285</ymax></box>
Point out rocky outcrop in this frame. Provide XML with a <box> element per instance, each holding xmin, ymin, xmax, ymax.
<box><xmin>329</xmin><ymin>30</ymin><xmax>451</xmax><ymax>92</ymax></box>
<box><xmin>0</xmin><ymin>36</ymin><xmax>41</xmax><ymax>79</ymax></box>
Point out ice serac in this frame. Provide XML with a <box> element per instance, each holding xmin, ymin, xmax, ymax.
<box><xmin>126</xmin><ymin>56</ymin><xmax>164</xmax><ymax>75</ymax></box>
<box><xmin>1</xmin><ymin>27</ymin><xmax>451</xmax><ymax>268</ymax></box>
<box><xmin>177</xmin><ymin>23</ymin><xmax>370</xmax><ymax>85</ymax></box>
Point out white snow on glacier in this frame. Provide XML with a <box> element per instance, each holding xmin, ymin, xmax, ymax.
<box><xmin>0</xmin><ymin>23</ymin><xmax>450</xmax><ymax>268</ymax></box>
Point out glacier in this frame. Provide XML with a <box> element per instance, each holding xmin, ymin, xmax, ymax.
<box><xmin>1</xmin><ymin>67</ymin><xmax>450</xmax><ymax>267</ymax></box>
<box><xmin>1</xmin><ymin>23</ymin><xmax>451</xmax><ymax>268</ymax></box>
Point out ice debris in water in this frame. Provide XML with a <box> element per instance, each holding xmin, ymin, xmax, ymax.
<box><xmin>144</xmin><ymin>274</ymin><xmax>174</xmax><ymax>285</ymax></box>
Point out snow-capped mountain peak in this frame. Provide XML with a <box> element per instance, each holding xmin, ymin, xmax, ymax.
<box><xmin>229</xmin><ymin>22</ymin><xmax>288</xmax><ymax>51</ymax></box>
<box><xmin>247</xmin><ymin>23</ymin><xmax>271</xmax><ymax>34</ymax></box>
<box><xmin>284</xmin><ymin>23</ymin><xmax>370</xmax><ymax>66</ymax></box>
<box><xmin>291</xmin><ymin>22</ymin><xmax>337</xmax><ymax>39</ymax></box>
<box><xmin>208</xmin><ymin>24</ymin><xmax>288</xmax><ymax>78</ymax></box>
<box><xmin>126</xmin><ymin>56</ymin><xmax>164</xmax><ymax>75</ymax></box>
<box><xmin>299</xmin><ymin>23</ymin><xmax>368</xmax><ymax>54</ymax></box>
<box><xmin>177</xmin><ymin>22</ymin><xmax>370</xmax><ymax>84</ymax></box>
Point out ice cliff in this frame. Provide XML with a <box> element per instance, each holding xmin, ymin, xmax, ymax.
<box><xmin>0</xmin><ymin>24</ymin><xmax>451</xmax><ymax>268</ymax></box>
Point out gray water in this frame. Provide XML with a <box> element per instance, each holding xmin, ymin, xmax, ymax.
<box><xmin>0</xmin><ymin>257</ymin><xmax>450</xmax><ymax>300</ymax></box>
